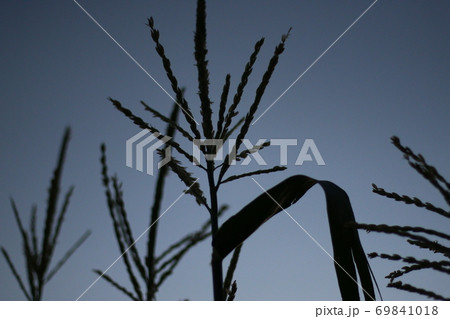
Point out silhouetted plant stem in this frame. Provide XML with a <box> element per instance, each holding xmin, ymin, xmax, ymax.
<box><xmin>206</xmin><ymin>160</ymin><xmax>224</xmax><ymax>300</ymax></box>
<box><xmin>194</xmin><ymin>2</ymin><xmax>223</xmax><ymax>300</ymax></box>
<box><xmin>146</xmin><ymin>102</ymin><xmax>179</xmax><ymax>300</ymax></box>
<box><xmin>146</xmin><ymin>159</ymin><xmax>168</xmax><ymax>299</ymax></box>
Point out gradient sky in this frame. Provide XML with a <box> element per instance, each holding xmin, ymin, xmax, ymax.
<box><xmin>1</xmin><ymin>0</ymin><xmax>449</xmax><ymax>301</ymax></box>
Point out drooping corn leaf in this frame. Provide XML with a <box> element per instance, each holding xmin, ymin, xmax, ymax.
<box><xmin>212</xmin><ymin>175</ymin><xmax>377</xmax><ymax>301</ymax></box>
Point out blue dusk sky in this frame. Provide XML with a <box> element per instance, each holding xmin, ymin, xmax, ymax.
<box><xmin>0</xmin><ymin>1</ymin><xmax>449</xmax><ymax>300</ymax></box>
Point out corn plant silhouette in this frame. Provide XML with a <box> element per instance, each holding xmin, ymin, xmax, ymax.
<box><xmin>1</xmin><ymin>127</ymin><xmax>91</xmax><ymax>300</ymax></box>
<box><xmin>97</xmin><ymin>99</ymin><xmax>228</xmax><ymax>300</ymax></box>
<box><xmin>109</xmin><ymin>0</ymin><xmax>378</xmax><ymax>300</ymax></box>
<box><xmin>354</xmin><ymin>136</ymin><xmax>450</xmax><ymax>300</ymax></box>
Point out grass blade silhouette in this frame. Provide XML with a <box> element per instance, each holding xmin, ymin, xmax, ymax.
<box><xmin>2</xmin><ymin>127</ymin><xmax>90</xmax><ymax>300</ymax></box>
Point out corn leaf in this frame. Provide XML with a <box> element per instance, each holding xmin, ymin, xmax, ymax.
<box><xmin>212</xmin><ymin>174</ymin><xmax>377</xmax><ymax>301</ymax></box>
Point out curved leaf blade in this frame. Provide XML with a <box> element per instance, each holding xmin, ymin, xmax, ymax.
<box><xmin>318</xmin><ymin>180</ymin><xmax>375</xmax><ymax>301</ymax></box>
<box><xmin>212</xmin><ymin>175</ymin><xmax>376</xmax><ymax>301</ymax></box>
